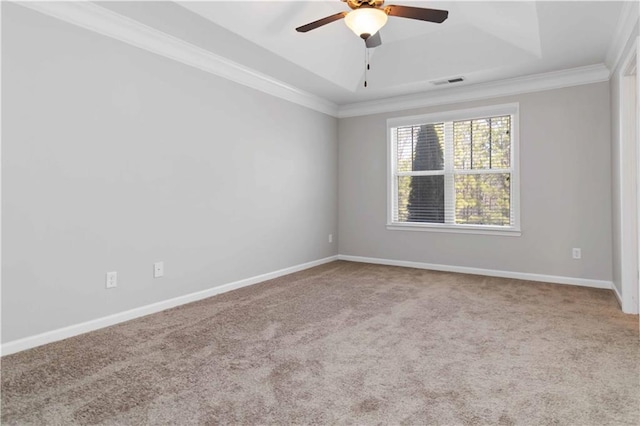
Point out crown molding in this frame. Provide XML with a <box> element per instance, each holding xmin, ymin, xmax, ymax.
<box><xmin>13</xmin><ymin>1</ymin><xmax>620</xmax><ymax>121</ymax></box>
<box><xmin>15</xmin><ymin>1</ymin><xmax>339</xmax><ymax>117</ymax></box>
<box><xmin>605</xmin><ymin>1</ymin><xmax>640</xmax><ymax>72</ymax></box>
<box><xmin>337</xmin><ymin>64</ymin><xmax>611</xmax><ymax>118</ymax></box>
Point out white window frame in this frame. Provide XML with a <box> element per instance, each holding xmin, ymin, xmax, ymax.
<box><xmin>387</xmin><ymin>103</ymin><xmax>521</xmax><ymax>236</ymax></box>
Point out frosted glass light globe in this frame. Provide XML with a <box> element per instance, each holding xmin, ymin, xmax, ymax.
<box><xmin>344</xmin><ymin>8</ymin><xmax>388</xmax><ymax>39</ymax></box>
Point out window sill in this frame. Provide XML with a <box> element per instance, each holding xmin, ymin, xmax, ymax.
<box><xmin>386</xmin><ymin>223</ymin><xmax>522</xmax><ymax>237</ymax></box>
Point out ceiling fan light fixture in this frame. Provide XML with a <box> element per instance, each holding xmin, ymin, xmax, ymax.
<box><xmin>344</xmin><ymin>7</ymin><xmax>388</xmax><ymax>39</ymax></box>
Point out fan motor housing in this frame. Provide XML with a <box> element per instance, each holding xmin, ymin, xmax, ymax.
<box><xmin>345</xmin><ymin>0</ymin><xmax>385</xmax><ymax>10</ymax></box>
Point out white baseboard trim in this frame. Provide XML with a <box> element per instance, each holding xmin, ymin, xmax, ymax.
<box><xmin>612</xmin><ymin>283</ymin><xmax>624</xmax><ymax>308</ymax></box>
<box><xmin>1</xmin><ymin>255</ymin><xmax>339</xmax><ymax>357</ymax></box>
<box><xmin>338</xmin><ymin>255</ymin><xmax>613</xmax><ymax>290</ymax></box>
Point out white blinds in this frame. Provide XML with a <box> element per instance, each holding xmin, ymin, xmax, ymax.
<box><xmin>392</xmin><ymin>115</ymin><xmax>514</xmax><ymax>227</ymax></box>
<box><xmin>394</xmin><ymin>123</ymin><xmax>445</xmax><ymax>223</ymax></box>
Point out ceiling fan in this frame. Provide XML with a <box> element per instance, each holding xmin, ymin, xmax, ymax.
<box><xmin>296</xmin><ymin>0</ymin><xmax>449</xmax><ymax>48</ymax></box>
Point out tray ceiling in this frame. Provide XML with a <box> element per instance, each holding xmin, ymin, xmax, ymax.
<box><xmin>95</xmin><ymin>1</ymin><xmax>626</xmax><ymax>105</ymax></box>
<box><xmin>178</xmin><ymin>1</ymin><xmax>623</xmax><ymax>102</ymax></box>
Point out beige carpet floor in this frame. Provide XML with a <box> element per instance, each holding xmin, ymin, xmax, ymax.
<box><xmin>1</xmin><ymin>261</ymin><xmax>639</xmax><ymax>425</ymax></box>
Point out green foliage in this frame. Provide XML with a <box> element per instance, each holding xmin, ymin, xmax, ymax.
<box><xmin>454</xmin><ymin>116</ymin><xmax>511</xmax><ymax>225</ymax></box>
<box><xmin>407</xmin><ymin>124</ymin><xmax>444</xmax><ymax>223</ymax></box>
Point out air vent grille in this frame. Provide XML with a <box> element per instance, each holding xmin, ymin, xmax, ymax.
<box><xmin>430</xmin><ymin>77</ymin><xmax>465</xmax><ymax>86</ymax></box>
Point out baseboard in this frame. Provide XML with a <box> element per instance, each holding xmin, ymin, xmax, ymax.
<box><xmin>338</xmin><ymin>255</ymin><xmax>613</xmax><ymax>290</ymax></box>
<box><xmin>1</xmin><ymin>255</ymin><xmax>339</xmax><ymax>357</ymax></box>
<box><xmin>611</xmin><ymin>283</ymin><xmax>624</xmax><ymax>308</ymax></box>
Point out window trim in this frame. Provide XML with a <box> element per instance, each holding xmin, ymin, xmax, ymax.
<box><xmin>386</xmin><ymin>103</ymin><xmax>521</xmax><ymax>236</ymax></box>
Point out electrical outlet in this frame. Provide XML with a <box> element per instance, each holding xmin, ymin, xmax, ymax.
<box><xmin>154</xmin><ymin>262</ymin><xmax>164</xmax><ymax>278</ymax></box>
<box><xmin>572</xmin><ymin>248</ymin><xmax>582</xmax><ymax>259</ymax></box>
<box><xmin>328</xmin><ymin>234</ymin><xmax>333</xmax><ymax>243</ymax></box>
<box><xmin>106</xmin><ymin>271</ymin><xmax>118</xmax><ymax>289</ymax></box>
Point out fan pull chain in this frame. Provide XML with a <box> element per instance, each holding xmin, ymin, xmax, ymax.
<box><xmin>364</xmin><ymin>46</ymin><xmax>370</xmax><ymax>88</ymax></box>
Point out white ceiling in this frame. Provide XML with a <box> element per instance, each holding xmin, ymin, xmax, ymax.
<box><xmin>176</xmin><ymin>1</ymin><xmax>624</xmax><ymax>104</ymax></box>
<box><xmin>98</xmin><ymin>1</ymin><xmax>625</xmax><ymax>106</ymax></box>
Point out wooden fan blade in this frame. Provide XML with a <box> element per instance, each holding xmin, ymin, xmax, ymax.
<box><xmin>296</xmin><ymin>12</ymin><xmax>348</xmax><ymax>33</ymax></box>
<box><xmin>365</xmin><ymin>32</ymin><xmax>382</xmax><ymax>48</ymax></box>
<box><xmin>384</xmin><ymin>5</ymin><xmax>448</xmax><ymax>23</ymax></box>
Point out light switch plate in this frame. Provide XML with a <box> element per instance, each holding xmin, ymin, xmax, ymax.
<box><xmin>154</xmin><ymin>262</ymin><xmax>164</xmax><ymax>278</ymax></box>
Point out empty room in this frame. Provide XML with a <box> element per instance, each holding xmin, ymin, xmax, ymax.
<box><xmin>2</xmin><ymin>1</ymin><xmax>639</xmax><ymax>424</ymax></box>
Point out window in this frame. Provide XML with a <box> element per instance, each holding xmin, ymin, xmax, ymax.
<box><xmin>387</xmin><ymin>104</ymin><xmax>520</xmax><ymax>235</ymax></box>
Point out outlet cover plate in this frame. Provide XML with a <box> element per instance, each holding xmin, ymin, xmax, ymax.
<box><xmin>572</xmin><ymin>248</ymin><xmax>582</xmax><ymax>259</ymax></box>
<box><xmin>106</xmin><ymin>271</ymin><xmax>118</xmax><ymax>289</ymax></box>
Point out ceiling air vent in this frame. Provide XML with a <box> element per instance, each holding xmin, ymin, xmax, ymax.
<box><xmin>430</xmin><ymin>77</ymin><xmax>465</xmax><ymax>86</ymax></box>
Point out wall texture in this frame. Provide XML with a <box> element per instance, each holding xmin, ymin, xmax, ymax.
<box><xmin>339</xmin><ymin>83</ymin><xmax>613</xmax><ymax>281</ymax></box>
<box><xmin>2</xmin><ymin>4</ymin><xmax>338</xmax><ymax>343</ymax></box>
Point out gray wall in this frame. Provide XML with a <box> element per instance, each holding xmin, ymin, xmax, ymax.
<box><xmin>2</xmin><ymin>4</ymin><xmax>338</xmax><ymax>343</ymax></box>
<box><xmin>339</xmin><ymin>83</ymin><xmax>613</xmax><ymax>281</ymax></box>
